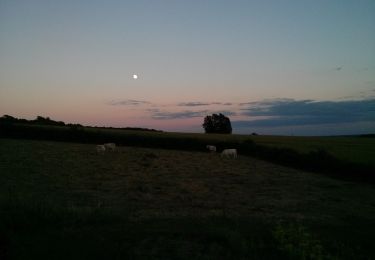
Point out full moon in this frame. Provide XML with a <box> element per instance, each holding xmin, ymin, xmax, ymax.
<box><xmin>132</xmin><ymin>74</ymin><xmax>138</xmax><ymax>79</ymax></box>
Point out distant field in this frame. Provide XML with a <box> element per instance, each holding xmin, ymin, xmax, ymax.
<box><xmin>94</xmin><ymin>128</ymin><xmax>375</xmax><ymax>167</ymax></box>
<box><xmin>156</xmin><ymin>132</ymin><xmax>375</xmax><ymax>167</ymax></box>
<box><xmin>1</xmin><ymin>138</ymin><xmax>375</xmax><ymax>259</ymax></box>
<box><xmin>248</xmin><ymin>135</ymin><xmax>375</xmax><ymax>166</ymax></box>
<box><xmin>2</xmin><ymin>123</ymin><xmax>374</xmax><ymax>168</ymax></box>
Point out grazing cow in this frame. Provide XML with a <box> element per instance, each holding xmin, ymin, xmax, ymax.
<box><xmin>96</xmin><ymin>145</ymin><xmax>106</xmax><ymax>154</ymax></box>
<box><xmin>206</xmin><ymin>145</ymin><xmax>217</xmax><ymax>153</ymax></box>
<box><xmin>104</xmin><ymin>143</ymin><xmax>116</xmax><ymax>151</ymax></box>
<box><xmin>221</xmin><ymin>149</ymin><xmax>237</xmax><ymax>158</ymax></box>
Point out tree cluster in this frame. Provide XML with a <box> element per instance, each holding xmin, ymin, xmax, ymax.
<box><xmin>0</xmin><ymin>115</ymin><xmax>80</xmax><ymax>127</ymax></box>
<box><xmin>202</xmin><ymin>113</ymin><xmax>232</xmax><ymax>134</ymax></box>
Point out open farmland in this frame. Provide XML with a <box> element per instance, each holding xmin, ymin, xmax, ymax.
<box><xmin>248</xmin><ymin>135</ymin><xmax>375</xmax><ymax>167</ymax></box>
<box><xmin>1</xmin><ymin>138</ymin><xmax>375</xmax><ymax>259</ymax></box>
<box><xmin>2</xmin><ymin>124</ymin><xmax>375</xmax><ymax>169</ymax></box>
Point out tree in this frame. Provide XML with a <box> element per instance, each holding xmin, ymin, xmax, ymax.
<box><xmin>202</xmin><ymin>113</ymin><xmax>232</xmax><ymax>134</ymax></box>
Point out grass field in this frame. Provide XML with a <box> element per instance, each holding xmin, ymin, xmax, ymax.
<box><xmin>3</xmin><ymin>123</ymin><xmax>375</xmax><ymax>169</ymax></box>
<box><xmin>248</xmin><ymin>135</ymin><xmax>375</xmax><ymax>167</ymax></box>
<box><xmin>83</xmin><ymin>128</ymin><xmax>375</xmax><ymax>166</ymax></box>
<box><xmin>1</xmin><ymin>138</ymin><xmax>375</xmax><ymax>259</ymax></box>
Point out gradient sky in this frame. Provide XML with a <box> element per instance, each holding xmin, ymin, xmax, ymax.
<box><xmin>1</xmin><ymin>0</ymin><xmax>374</xmax><ymax>135</ymax></box>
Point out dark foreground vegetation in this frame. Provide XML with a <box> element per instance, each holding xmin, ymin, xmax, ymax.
<box><xmin>1</xmin><ymin>117</ymin><xmax>374</xmax><ymax>184</ymax></box>
<box><xmin>1</xmin><ymin>139</ymin><xmax>375</xmax><ymax>259</ymax></box>
<box><xmin>0</xmin><ymin>114</ymin><xmax>161</xmax><ymax>132</ymax></box>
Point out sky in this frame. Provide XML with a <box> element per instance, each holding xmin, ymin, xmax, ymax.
<box><xmin>1</xmin><ymin>0</ymin><xmax>374</xmax><ymax>135</ymax></box>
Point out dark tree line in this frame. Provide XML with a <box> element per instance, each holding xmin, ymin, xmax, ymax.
<box><xmin>0</xmin><ymin>115</ymin><xmax>70</xmax><ymax>126</ymax></box>
<box><xmin>0</xmin><ymin>115</ymin><xmax>161</xmax><ymax>132</ymax></box>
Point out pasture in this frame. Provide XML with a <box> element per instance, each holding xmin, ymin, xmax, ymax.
<box><xmin>1</xmin><ymin>138</ymin><xmax>375</xmax><ymax>259</ymax></box>
<box><xmin>248</xmin><ymin>135</ymin><xmax>375</xmax><ymax>167</ymax></box>
<box><xmin>2</xmin><ymin>124</ymin><xmax>375</xmax><ymax>169</ymax></box>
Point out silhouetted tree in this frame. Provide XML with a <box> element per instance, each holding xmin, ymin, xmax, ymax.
<box><xmin>0</xmin><ymin>115</ymin><xmax>17</xmax><ymax>122</ymax></box>
<box><xmin>34</xmin><ymin>116</ymin><xmax>65</xmax><ymax>126</ymax></box>
<box><xmin>0</xmin><ymin>115</ymin><xmax>28</xmax><ymax>124</ymax></box>
<box><xmin>202</xmin><ymin>113</ymin><xmax>232</xmax><ymax>134</ymax></box>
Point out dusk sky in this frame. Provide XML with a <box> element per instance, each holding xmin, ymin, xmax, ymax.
<box><xmin>1</xmin><ymin>0</ymin><xmax>374</xmax><ymax>135</ymax></box>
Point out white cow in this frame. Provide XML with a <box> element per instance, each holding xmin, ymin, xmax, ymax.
<box><xmin>104</xmin><ymin>143</ymin><xmax>116</xmax><ymax>151</ymax></box>
<box><xmin>206</xmin><ymin>145</ymin><xmax>217</xmax><ymax>153</ymax></box>
<box><xmin>221</xmin><ymin>149</ymin><xmax>237</xmax><ymax>158</ymax></box>
<box><xmin>96</xmin><ymin>144</ymin><xmax>106</xmax><ymax>154</ymax></box>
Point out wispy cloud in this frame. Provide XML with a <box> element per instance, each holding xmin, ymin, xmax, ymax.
<box><xmin>149</xmin><ymin>109</ymin><xmax>237</xmax><ymax>120</ymax></box>
<box><xmin>239</xmin><ymin>99</ymin><xmax>296</xmax><ymax>106</ymax></box>
<box><xmin>108</xmin><ymin>99</ymin><xmax>151</xmax><ymax>106</ymax></box>
<box><xmin>177</xmin><ymin>101</ymin><xmax>234</xmax><ymax>107</ymax></box>
<box><xmin>334</xmin><ymin>66</ymin><xmax>343</xmax><ymax>71</ymax></box>
<box><xmin>151</xmin><ymin>110</ymin><xmax>209</xmax><ymax>120</ymax></box>
<box><xmin>177</xmin><ymin>102</ymin><xmax>211</xmax><ymax>107</ymax></box>
<box><xmin>215</xmin><ymin>110</ymin><xmax>237</xmax><ymax>116</ymax></box>
<box><xmin>236</xmin><ymin>98</ymin><xmax>375</xmax><ymax>127</ymax></box>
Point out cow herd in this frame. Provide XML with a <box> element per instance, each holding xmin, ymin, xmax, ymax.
<box><xmin>97</xmin><ymin>143</ymin><xmax>237</xmax><ymax>158</ymax></box>
<box><xmin>96</xmin><ymin>143</ymin><xmax>116</xmax><ymax>153</ymax></box>
<box><xmin>206</xmin><ymin>145</ymin><xmax>237</xmax><ymax>158</ymax></box>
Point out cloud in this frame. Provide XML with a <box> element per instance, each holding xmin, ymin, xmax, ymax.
<box><xmin>177</xmin><ymin>102</ymin><xmax>211</xmax><ymax>107</ymax></box>
<box><xmin>177</xmin><ymin>101</ymin><xmax>234</xmax><ymax>107</ymax></box>
<box><xmin>215</xmin><ymin>110</ymin><xmax>237</xmax><ymax>116</ymax></box>
<box><xmin>239</xmin><ymin>102</ymin><xmax>256</xmax><ymax>106</ymax></box>
<box><xmin>149</xmin><ymin>109</ymin><xmax>237</xmax><ymax>120</ymax></box>
<box><xmin>239</xmin><ymin>99</ymin><xmax>296</xmax><ymax>107</ymax></box>
<box><xmin>236</xmin><ymin>98</ymin><xmax>375</xmax><ymax>127</ymax></box>
<box><xmin>334</xmin><ymin>66</ymin><xmax>343</xmax><ymax>71</ymax></box>
<box><xmin>151</xmin><ymin>110</ymin><xmax>209</xmax><ymax>120</ymax></box>
<box><xmin>108</xmin><ymin>99</ymin><xmax>150</xmax><ymax>106</ymax></box>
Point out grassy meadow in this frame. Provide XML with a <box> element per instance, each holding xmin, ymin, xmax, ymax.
<box><xmin>1</xmin><ymin>137</ymin><xmax>375</xmax><ymax>259</ymax></box>
<box><xmin>248</xmin><ymin>135</ymin><xmax>375</xmax><ymax>167</ymax></box>
<box><xmin>3</xmin><ymin>123</ymin><xmax>375</xmax><ymax>171</ymax></box>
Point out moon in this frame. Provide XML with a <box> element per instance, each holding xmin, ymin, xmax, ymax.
<box><xmin>132</xmin><ymin>74</ymin><xmax>138</xmax><ymax>79</ymax></box>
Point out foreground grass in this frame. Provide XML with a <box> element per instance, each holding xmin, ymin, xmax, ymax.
<box><xmin>1</xmin><ymin>138</ymin><xmax>375</xmax><ymax>259</ymax></box>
